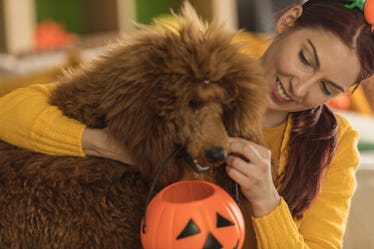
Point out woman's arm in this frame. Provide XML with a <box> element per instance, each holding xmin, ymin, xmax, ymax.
<box><xmin>226</xmin><ymin>115</ymin><xmax>359</xmax><ymax>249</ymax></box>
<box><xmin>0</xmin><ymin>83</ymin><xmax>133</xmax><ymax>164</ymax></box>
<box><xmin>0</xmin><ymin>83</ymin><xmax>85</xmax><ymax>156</ymax></box>
<box><xmin>82</xmin><ymin>128</ymin><xmax>135</xmax><ymax>164</ymax></box>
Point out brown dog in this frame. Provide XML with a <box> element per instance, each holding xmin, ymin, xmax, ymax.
<box><xmin>0</xmin><ymin>2</ymin><xmax>268</xmax><ymax>248</ymax></box>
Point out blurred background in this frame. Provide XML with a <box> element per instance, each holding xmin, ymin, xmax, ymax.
<box><xmin>0</xmin><ymin>0</ymin><xmax>302</xmax><ymax>91</ymax></box>
<box><xmin>0</xmin><ymin>0</ymin><xmax>300</xmax><ymax>56</ymax></box>
<box><xmin>0</xmin><ymin>1</ymin><xmax>373</xmax><ymax>248</ymax></box>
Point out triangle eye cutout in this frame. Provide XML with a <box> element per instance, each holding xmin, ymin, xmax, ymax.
<box><xmin>216</xmin><ymin>213</ymin><xmax>234</xmax><ymax>228</ymax></box>
<box><xmin>203</xmin><ymin>232</ymin><xmax>223</xmax><ymax>249</ymax></box>
<box><xmin>176</xmin><ymin>219</ymin><xmax>201</xmax><ymax>239</ymax></box>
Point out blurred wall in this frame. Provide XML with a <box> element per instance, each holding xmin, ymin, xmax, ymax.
<box><xmin>237</xmin><ymin>0</ymin><xmax>303</xmax><ymax>33</ymax></box>
<box><xmin>135</xmin><ymin>0</ymin><xmax>181</xmax><ymax>24</ymax></box>
<box><xmin>0</xmin><ymin>0</ymin><xmax>5</xmax><ymax>52</ymax></box>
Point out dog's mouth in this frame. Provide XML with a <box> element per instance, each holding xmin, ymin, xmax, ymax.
<box><xmin>180</xmin><ymin>147</ymin><xmax>210</xmax><ymax>173</ymax></box>
<box><xmin>185</xmin><ymin>155</ymin><xmax>210</xmax><ymax>173</ymax></box>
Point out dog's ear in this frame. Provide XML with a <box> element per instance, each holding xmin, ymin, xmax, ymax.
<box><xmin>107</xmin><ymin>108</ymin><xmax>178</xmax><ymax>179</ymax></box>
<box><xmin>224</xmin><ymin>103</ymin><xmax>265</xmax><ymax>146</ymax></box>
<box><xmin>223</xmin><ymin>66</ymin><xmax>268</xmax><ymax>145</ymax></box>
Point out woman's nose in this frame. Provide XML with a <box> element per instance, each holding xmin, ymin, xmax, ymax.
<box><xmin>290</xmin><ymin>76</ymin><xmax>315</xmax><ymax>97</ymax></box>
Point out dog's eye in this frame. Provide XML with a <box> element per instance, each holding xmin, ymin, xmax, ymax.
<box><xmin>188</xmin><ymin>99</ymin><xmax>203</xmax><ymax>109</ymax></box>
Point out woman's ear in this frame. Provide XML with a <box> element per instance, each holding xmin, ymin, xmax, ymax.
<box><xmin>275</xmin><ymin>6</ymin><xmax>303</xmax><ymax>34</ymax></box>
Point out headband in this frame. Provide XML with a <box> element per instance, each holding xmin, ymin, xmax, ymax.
<box><xmin>345</xmin><ymin>0</ymin><xmax>374</xmax><ymax>31</ymax></box>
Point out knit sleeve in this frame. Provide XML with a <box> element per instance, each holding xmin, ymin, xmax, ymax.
<box><xmin>0</xmin><ymin>83</ymin><xmax>86</xmax><ymax>156</ymax></box>
<box><xmin>252</xmin><ymin>114</ymin><xmax>360</xmax><ymax>249</ymax></box>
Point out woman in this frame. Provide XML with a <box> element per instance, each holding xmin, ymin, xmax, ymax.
<box><xmin>0</xmin><ymin>0</ymin><xmax>373</xmax><ymax>248</ymax></box>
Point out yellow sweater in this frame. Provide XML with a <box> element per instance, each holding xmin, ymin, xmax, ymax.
<box><xmin>0</xmin><ymin>83</ymin><xmax>359</xmax><ymax>249</ymax></box>
<box><xmin>258</xmin><ymin>114</ymin><xmax>359</xmax><ymax>249</ymax></box>
<box><xmin>0</xmin><ymin>84</ymin><xmax>85</xmax><ymax>156</ymax></box>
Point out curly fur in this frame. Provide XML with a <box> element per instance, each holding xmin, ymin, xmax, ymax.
<box><xmin>0</xmin><ymin>2</ymin><xmax>268</xmax><ymax>248</ymax></box>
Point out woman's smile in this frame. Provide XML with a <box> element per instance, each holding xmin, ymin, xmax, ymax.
<box><xmin>272</xmin><ymin>78</ymin><xmax>292</xmax><ymax>103</ymax></box>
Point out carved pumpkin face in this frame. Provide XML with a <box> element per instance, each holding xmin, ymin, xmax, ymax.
<box><xmin>141</xmin><ymin>180</ymin><xmax>245</xmax><ymax>249</ymax></box>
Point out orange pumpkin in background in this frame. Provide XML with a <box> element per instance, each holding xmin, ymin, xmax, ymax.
<box><xmin>345</xmin><ymin>0</ymin><xmax>374</xmax><ymax>31</ymax></box>
<box><xmin>140</xmin><ymin>180</ymin><xmax>245</xmax><ymax>249</ymax></box>
<box><xmin>364</xmin><ymin>0</ymin><xmax>374</xmax><ymax>31</ymax></box>
<box><xmin>34</xmin><ymin>20</ymin><xmax>76</xmax><ymax>51</ymax></box>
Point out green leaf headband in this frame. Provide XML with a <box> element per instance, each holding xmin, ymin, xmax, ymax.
<box><xmin>345</xmin><ymin>0</ymin><xmax>374</xmax><ymax>31</ymax></box>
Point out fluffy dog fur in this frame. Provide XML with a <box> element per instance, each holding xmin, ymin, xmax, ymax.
<box><xmin>0</xmin><ymin>3</ymin><xmax>268</xmax><ymax>249</ymax></box>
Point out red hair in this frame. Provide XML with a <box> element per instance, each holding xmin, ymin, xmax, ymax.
<box><xmin>279</xmin><ymin>105</ymin><xmax>337</xmax><ymax>218</ymax></box>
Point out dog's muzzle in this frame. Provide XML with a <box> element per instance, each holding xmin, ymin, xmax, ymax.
<box><xmin>181</xmin><ymin>146</ymin><xmax>227</xmax><ymax>173</ymax></box>
<box><xmin>205</xmin><ymin>146</ymin><xmax>227</xmax><ymax>164</ymax></box>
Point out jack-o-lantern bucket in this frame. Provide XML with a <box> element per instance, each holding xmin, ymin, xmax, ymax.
<box><xmin>141</xmin><ymin>180</ymin><xmax>245</xmax><ymax>249</ymax></box>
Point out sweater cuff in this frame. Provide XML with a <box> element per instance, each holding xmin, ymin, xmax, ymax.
<box><xmin>251</xmin><ymin>197</ymin><xmax>301</xmax><ymax>248</ymax></box>
<box><xmin>32</xmin><ymin>106</ymin><xmax>86</xmax><ymax>157</ymax></box>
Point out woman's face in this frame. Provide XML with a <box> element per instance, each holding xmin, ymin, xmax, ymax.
<box><xmin>261</xmin><ymin>17</ymin><xmax>361</xmax><ymax>126</ymax></box>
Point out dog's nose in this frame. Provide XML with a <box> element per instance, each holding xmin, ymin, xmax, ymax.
<box><xmin>205</xmin><ymin>146</ymin><xmax>227</xmax><ymax>163</ymax></box>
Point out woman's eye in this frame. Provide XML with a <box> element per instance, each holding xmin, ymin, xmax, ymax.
<box><xmin>320</xmin><ymin>81</ymin><xmax>332</xmax><ymax>95</ymax></box>
<box><xmin>299</xmin><ymin>50</ymin><xmax>311</xmax><ymax>66</ymax></box>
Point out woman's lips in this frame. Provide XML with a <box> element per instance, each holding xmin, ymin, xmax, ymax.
<box><xmin>273</xmin><ymin>79</ymin><xmax>292</xmax><ymax>103</ymax></box>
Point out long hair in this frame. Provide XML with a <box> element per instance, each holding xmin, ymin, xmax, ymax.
<box><xmin>278</xmin><ymin>0</ymin><xmax>374</xmax><ymax>218</ymax></box>
<box><xmin>279</xmin><ymin>105</ymin><xmax>337</xmax><ymax>218</ymax></box>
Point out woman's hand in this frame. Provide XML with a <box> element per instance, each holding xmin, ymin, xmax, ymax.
<box><xmin>225</xmin><ymin>137</ymin><xmax>280</xmax><ymax>217</ymax></box>
<box><xmin>82</xmin><ymin>128</ymin><xmax>135</xmax><ymax>165</ymax></box>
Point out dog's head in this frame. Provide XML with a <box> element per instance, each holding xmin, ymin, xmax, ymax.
<box><xmin>87</xmin><ymin>2</ymin><xmax>268</xmax><ymax>183</ymax></box>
